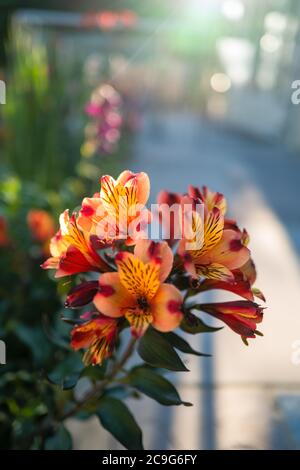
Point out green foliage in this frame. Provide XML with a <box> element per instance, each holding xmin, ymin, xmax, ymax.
<box><xmin>97</xmin><ymin>396</ymin><xmax>143</xmax><ymax>450</ymax></box>
<box><xmin>128</xmin><ymin>366</ymin><xmax>192</xmax><ymax>407</ymax></box>
<box><xmin>0</xmin><ymin>176</ymin><xmax>80</xmax><ymax>449</ymax></box>
<box><xmin>137</xmin><ymin>327</ymin><xmax>188</xmax><ymax>372</ymax></box>
<box><xmin>180</xmin><ymin>311</ymin><xmax>223</xmax><ymax>334</ymax></box>
<box><xmin>47</xmin><ymin>354</ymin><xmax>85</xmax><ymax>390</ymax></box>
<box><xmin>2</xmin><ymin>26</ymin><xmax>84</xmax><ymax>191</ymax></box>
<box><xmin>162</xmin><ymin>332</ymin><xmax>211</xmax><ymax>357</ymax></box>
<box><xmin>44</xmin><ymin>424</ymin><xmax>72</xmax><ymax>450</ymax></box>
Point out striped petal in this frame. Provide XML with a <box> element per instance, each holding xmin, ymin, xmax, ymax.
<box><xmin>183</xmin><ymin>207</ymin><xmax>224</xmax><ymax>260</ymax></box>
<box><xmin>118</xmin><ymin>170</ymin><xmax>150</xmax><ymax>207</ymax></box>
<box><xmin>195</xmin><ymin>263</ymin><xmax>234</xmax><ymax>281</ymax></box>
<box><xmin>189</xmin><ymin>185</ymin><xmax>227</xmax><ymax>215</ymax></box>
<box><xmin>133</xmin><ymin>240</ymin><xmax>173</xmax><ymax>282</ymax></box>
<box><xmin>115</xmin><ymin>252</ymin><xmax>160</xmax><ymax>300</ymax></box>
<box><xmin>100</xmin><ymin>175</ymin><xmax>122</xmax><ymax>212</ymax></box>
<box><xmin>199</xmin><ymin>229</ymin><xmax>250</xmax><ymax>271</ymax></box>
<box><xmin>71</xmin><ymin>314</ymin><xmax>117</xmax><ymax>365</ymax></box>
<box><xmin>125</xmin><ymin>308</ymin><xmax>153</xmax><ymax>338</ymax></box>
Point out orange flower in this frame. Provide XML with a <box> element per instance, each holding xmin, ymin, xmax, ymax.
<box><xmin>71</xmin><ymin>313</ymin><xmax>118</xmax><ymax>365</ymax></box>
<box><xmin>42</xmin><ymin>209</ymin><xmax>110</xmax><ymax>278</ymax></box>
<box><xmin>198</xmin><ymin>301</ymin><xmax>264</xmax><ymax>340</ymax></box>
<box><xmin>76</xmin><ymin>194</ymin><xmax>103</xmax><ymax>235</ymax></box>
<box><xmin>178</xmin><ymin>201</ymin><xmax>250</xmax><ymax>281</ymax></box>
<box><xmin>77</xmin><ymin>170</ymin><xmax>151</xmax><ymax>244</ymax></box>
<box><xmin>94</xmin><ymin>240</ymin><xmax>183</xmax><ymax>337</ymax></box>
<box><xmin>27</xmin><ymin>210</ymin><xmax>56</xmax><ymax>243</ymax></box>
<box><xmin>156</xmin><ymin>190</ymin><xmax>182</xmax><ymax>247</ymax></box>
<box><xmin>188</xmin><ymin>185</ymin><xmax>227</xmax><ymax>215</ymax></box>
<box><xmin>197</xmin><ymin>275</ymin><xmax>255</xmax><ymax>301</ymax></box>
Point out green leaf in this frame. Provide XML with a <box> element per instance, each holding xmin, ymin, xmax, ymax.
<box><xmin>47</xmin><ymin>372</ymin><xmax>80</xmax><ymax>391</ymax></box>
<box><xmin>63</xmin><ymin>374</ymin><xmax>82</xmax><ymax>390</ymax></box>
<box><xmin>44</xmin><ymin>424</ymin><xmax>72</xmax><ymax>450</ymax></box>
<box><xmin>180</xmin><ymin>312</ymin><xmax>223</xmax><ymax>334</ymax></box>
<box><xmin>138</xmin><ymin>327</ymin><xmax>188</xmax><ymax>371</ymax></box>
<box><xmin>75</xmin><ymin>410</ymin><xmax>94</xmax><ymax>421</ymax></box>
<box><xmin>129</xmin><ymin>366</ymin><xmax>192</xmax><ymax>406</ymax></box>
<box><xmin>105</xmin><ymin>385</ymin><xmax>133</xmax><ymax>401</ymax></box>
<box><xmin>97</xmin><ymin>397</ymin><xmax>143</xmax><ymax>450</ymax></box>
<box><xmin>15</xmin><ymin>324</ymin><xmax>52</xmax><ymax>364</ymax></box>
<box><xmin>162</xmin><ymin>332</ymin><xmax>211</xmax><ymax>357</ymax></box>
<box><xmin>47</xmin><ymin>353</ymin><xmax>84</xmax><ymax>390</ymax></box>
<box><xmin>80</xmin><ymin>363</ymin><xmax>107</xmax><ymax>382</ymax></box>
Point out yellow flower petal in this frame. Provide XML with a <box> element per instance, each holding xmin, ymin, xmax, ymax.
<box><xmin>116</xmin><ymin>252</ymin><xmax>160</xmax><ymax>300</ymax></box>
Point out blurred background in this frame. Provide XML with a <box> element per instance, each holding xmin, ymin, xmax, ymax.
<box><xmin>1</xmin><ymin>0</ymin><xmax>300</xmax><ymax>450</ymax></box>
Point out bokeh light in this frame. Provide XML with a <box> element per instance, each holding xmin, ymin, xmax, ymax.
<box><xmin>210</xmin><ymin>72</ymin><xmax>232</xmax><ymax>93</ymax></box>
<box><xmin>221</xmin><ymin>0</ymin><xmax>245</xmax><ymax>22</ymax></box>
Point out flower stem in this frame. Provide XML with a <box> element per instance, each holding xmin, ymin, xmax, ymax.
<box><xmin>61</xmin><ymin>337</ymin><xmax>137</xmax><ymax>421</ymax></box>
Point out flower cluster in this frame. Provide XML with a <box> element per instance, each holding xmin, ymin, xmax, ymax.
<box><xmin>42</xmin><ymin>170</ymin><xmax>266</xmax><ymax>365</ymax></box>
<box><xmin>81</xmin><ymin>84</ymin><xmax>123</xmax><ymax>157</ymax></box>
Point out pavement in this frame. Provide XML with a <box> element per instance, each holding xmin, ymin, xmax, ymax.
<box><xmin>69</xmin><ymin>112</ymin><xmax>300</xmax><ymax>450</ymax></box>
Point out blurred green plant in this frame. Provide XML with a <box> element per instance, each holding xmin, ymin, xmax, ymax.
<box><xmin>0</xmin><ymin>174</ymin><xmax>82</xmax><ymax>449</ymax></box>
<box><xmin>2</xmin><ymin>26</ymin><xmax>80</xmax><ymax>190</ymax></box>
<box><xmin>1</xmin><ymin>22</ymin><xmax>132</xmax><ymax>195</ymax></box>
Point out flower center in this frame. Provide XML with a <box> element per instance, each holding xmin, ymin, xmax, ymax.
<box><xmin>137</xmin><ymin>296</ymin><xmax>149</xmax><ymax>311</ymax></box>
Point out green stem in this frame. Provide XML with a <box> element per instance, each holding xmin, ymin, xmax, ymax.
<box><xmin>185</xmin><ymin>303</ymin><xmax>202</xmax><ymax>311</ymax></box>
<box><xmin>61</xmin><ymin>337</ymin><xmax>137</xmax><ymax>421</ymax></box>
<box><xmin>28</xmin><ymin>338</ymin><xmax>137</xmax><ymax>447</ymax></box>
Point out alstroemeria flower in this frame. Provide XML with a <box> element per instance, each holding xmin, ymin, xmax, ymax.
<box><xmin>198</xmin><ymin>301</ymin><xmax>264</xmax><ymax>339</ymax></box>
<box><xmin>76</xmin><ymin>194</ymin><xmax>103</xmax><ymax>235</ymax></box>
<box><xmin>236</xmin><ymin>258</ymin><xmax>257</xmax><ymax>286</ymax></box>
<box><xmin>188</xmin><ymin>185</ymin><xmax>227</xmax><ymax>215</ymax></box>
<box><xmin>78</xmin><ymin>170</ymin><xmax>151</xmax><ymax>245</ymax></box>
<box><xmin>156</xmin><ymin>190</ymin><xmax>183</xmax><ymax>247</ymax></box>
<box><xmin>71</xmin><ymin>313</ymin><xmax>118</xmax><ymax>365</ymax></box>
<box><xmin>65</xmin><ymin>281</ymin><xmax>99</xmax><ymax>309</ymax></box>
<box><xmin>42</xmin><ymin>209</ymin><xmax>110</xmax><ymax>277</ymax></box>
<box><xmin>94</xmin><ymin>240</ymin><xmax>183</xmax><ymax>337</ymax></box>
<box><xmin>197</xmin><ymin>275</ymin><xmax>255</xmax><ymax>301</ymax></box>
<box><xmin>178</xmin><ymin>205</ymin><xmax>250</xmax><ymax>282</ymax></box>
<box><xmin>233</xmin><ymin>258</ymin><xmax>266</xmax><ymax>302</ymax></box>
<box><xmin>193</xmin><ymin>223</ymin><xmax>265</xmax><ymax>301</ymax></box>
<box><xmin>157</xmin><ymin>186</ymin><xmax>227</xmax><ymax>247</ymax></box>
<box><xmin>27</xmin><ymin>210</ymin><xmax>56</xmax><ymax>243</ymax></box>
